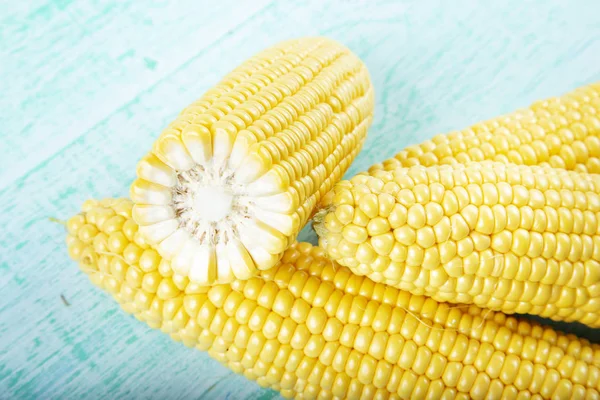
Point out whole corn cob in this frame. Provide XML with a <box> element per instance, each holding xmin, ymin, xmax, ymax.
<box><xmin>369</xmin><ymin>82</ymin><xmax>600</xmax><ymax>173</ymax></box>
<box><xmin>315</xmin><ymin>161</ymin><xmax>600</xmax><ymax>327</ymax></box>
<box><xmin>129</xmin><ymin>37</ymin><xmax>374</xmax><ymax>286</ymax></box>
<box><xmin>66</xmin><ymin>199</ymin><xmax>600</xmax><ymax>400</ymax></box>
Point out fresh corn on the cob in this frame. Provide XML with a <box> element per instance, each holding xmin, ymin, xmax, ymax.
<box><xmin>315</xmin><ymin>161</ymin><xmax>600</xmax><ymax>327</ymax></box>
<box><xmin>130</xmin><ymin>37</ymin><xmax>374</xmax><ymax>286</ymax></box>
<box><xmin>66</xmin><ymin>199</ymin><xmax>600</xmax><ymax>400</ymax></box>
<box><xmin>369</xmin><ymin>82</ymin><xmax>600</xmax><ymax>173</ymax></box>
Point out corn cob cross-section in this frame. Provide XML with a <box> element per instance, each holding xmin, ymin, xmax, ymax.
<box><xmin>316</xmin><ymin>161</ymin><xmax>600</xmax><ymax>327</ymax></box>
<box><xmin>66</xmin><ymin>199</ymin><xmax>600</xmax><ymax>400</ymax></box>
<box><xmin>130</xmin><ymin>37</ymin><xmax>374</xmax><ymax>286</ymax></box>
<box><xmin>370</xmin><ymin>82</ymin><xmax>600</xmax><ymax>173</ymax></box>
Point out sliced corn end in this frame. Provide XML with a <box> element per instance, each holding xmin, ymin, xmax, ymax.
<box><xmin>316</xmin><ymin>161</ymin><xmax>600</xmax><ymax>328</ymax></box>
<box><xmin>66</xmin><ymin>199</ymin><xmax>600</xmax><ymax>399</ymax></box>
<box><xmin>131</xmin><ymin>37</ymin><xmax>374</xmax><ymax>286</ymax></box>
<box><xmin>370</xmin><ymin>82</ymin><xmax>600</xmax><ymax>173</ymax></box>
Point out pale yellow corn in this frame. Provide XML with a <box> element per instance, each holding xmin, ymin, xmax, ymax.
<box><xmin>370</xmin><ymin>82</ymin><xmax>600</xmax><ymax>173</ymax></box>
<box><xmin>66</xmin><ymin>199</ymin><xmax>600</xmax><ymax>400</ymax></box>
<box><xmin>129</xmin><ymin>37</ymin><xmax>374</xmax><ymax>286</ymax></box>
<box><xmin>316</xmin><ymin>161</ymin><xmax>600</xmax><ymax>327</ymax></box>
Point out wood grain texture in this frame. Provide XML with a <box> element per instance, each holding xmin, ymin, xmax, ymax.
<box><xmin>1</xmin><ymin>0</ymin><xmax>599</xmax><ymax>398</ymax></box>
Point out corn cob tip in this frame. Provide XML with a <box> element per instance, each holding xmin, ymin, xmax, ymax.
<box><xmin>129</xmin><ymin>37</ymin><xmax>374</xmax><ymax>287</ymax></box>
<box><xmin>312</xmin><ymin>206</ymin><xmax>333</xmax><ymax>239</ymax></box>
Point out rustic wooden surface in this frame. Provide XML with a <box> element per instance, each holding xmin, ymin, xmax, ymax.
<box><xmin>2</xmin><ymin>1</ymin><xmax>600</xmax><ymax>398</ymax></box>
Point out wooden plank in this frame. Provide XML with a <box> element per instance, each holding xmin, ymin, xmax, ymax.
<box><xmin>2</xmin><ymin>0</ymin><xmax>600</xmax><ymax>399</ymax></box>
<box><xmin>0</xmin><ymin>0</ymin><xmax>272</xmax><ymax>190</ymax></box>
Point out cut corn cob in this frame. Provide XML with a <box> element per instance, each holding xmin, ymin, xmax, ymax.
<box><xmin>130</xmin><ymin>37</ymin><xmax>374</xmax><ymax>286</ymax></box>
<box><xmin>369</xmin><ymin>82</ymin><xmax>600</xmax><ymax>173</ymax></box>
<box><xmin>315</xmin><ymin>161</ymin><xmax>600</xmax><ymax>328</ymax></box>
<box><xmin>66</xmin><ymin>199</ymin><xmax>600</xmax><ymax>400</ymax></box>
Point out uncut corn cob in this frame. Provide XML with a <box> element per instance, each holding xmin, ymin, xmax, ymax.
<box><xmin>129</xmin><ymin>37</ymin><xmax>374</xmax><ymax>286</ymax></box>
<box><xmin>66</xmin><ymin>199</ymin><xmax>600</xmax><ymax>400</ymax></box>
<box><xmin>315</xmin><ymin>161</ymin><xmax>600</xmax><ymax>328</ymax></box>
<box><xmin>369</xmin><ymin>82</ymin><xmax>600</xmax><ymax>173</ymax></box>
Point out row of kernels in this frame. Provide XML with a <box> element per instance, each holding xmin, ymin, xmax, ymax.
<box><xmin>331</xmin><ymin>186</ymin><xmax>600</xmax><ymax>249</ymax></box>
<box><xmin>350</xmin><ymin>235</ymin><xmax>591</xmax><ymax>282</ymax></box>
<box><xmin>488</xmin><ymin>229</ymin><xmax>592</xmax><ymax>261</ymax></box>
<box><xmin>376</xmin><ymin>162</ymin><xmax>600</xmax><ymax>194</ymax></box>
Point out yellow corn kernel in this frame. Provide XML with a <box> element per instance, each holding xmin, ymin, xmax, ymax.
<box><xmin>66</xmin><ymin>199</ymin><xmax>600</xmax><ymax>399</ymax></box>
<box><xmin>130</xmin><ymin>37</ymin><xmax>374</xmax><ymax>286</ymax></box>
<box><xmin>316</xmin><ymin>161</ymin><xmax>600</xmax><ymax>327</ymax></box>
<box><xmin>370</xmin><ymin>82</ymin><xmax>600</xmax><ymax>173</ymax></box>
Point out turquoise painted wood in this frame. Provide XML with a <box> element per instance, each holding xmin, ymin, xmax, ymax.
<box><xmin>2</xmin><ymin>1</ymin><xmax>600</xmax><ymax>398</ymax></box>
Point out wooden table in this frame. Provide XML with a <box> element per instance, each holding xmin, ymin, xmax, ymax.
<box><xmin>2</xmin><ymin>1</ymin><xmax>599</xmax><ymax>398</ymax></box>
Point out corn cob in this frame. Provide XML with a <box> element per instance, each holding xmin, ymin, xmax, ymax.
<box><xmin>129</xmin><ymin>37</ymin><xmax>374</xmax><ymax>286</ymax></box>
<box><xmin>369</xmin><ymin>82</ymin><xmax>600</xmax><ymax>173</ymax></box>
<box><xmin>315</xmin><ymin>161</ymin><xmax>600</xmax><ymax>328</ymax></box>
<box><xmin>66</xmin><ymin>199</ymin><xmax>600</xmax><ymax>400</ymax></box>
